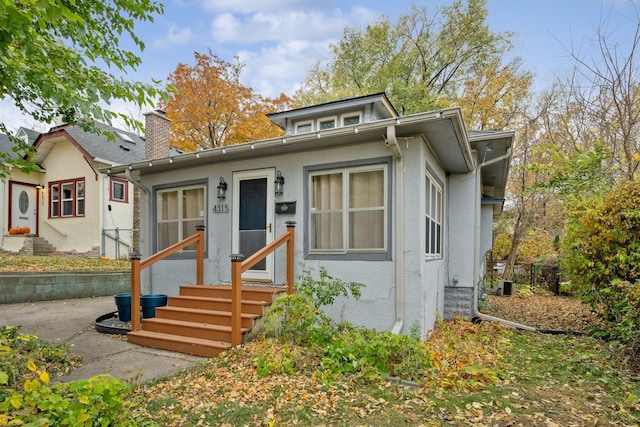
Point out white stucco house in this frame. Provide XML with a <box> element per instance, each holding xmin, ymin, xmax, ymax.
<box><xmin>106</xmin><ymin>93</ymin><xmax>513</xmax><ymax>337</ymax></box>
<box><xmin>0</xmin><ymin>117</ymin><xmax>169</xmax><ymax>258</ymax></box>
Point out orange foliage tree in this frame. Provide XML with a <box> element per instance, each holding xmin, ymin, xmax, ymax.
<box><xmin>160</xmin><ymin>49</ymin><xmax>294</xmax><ymax>151</ymax></box>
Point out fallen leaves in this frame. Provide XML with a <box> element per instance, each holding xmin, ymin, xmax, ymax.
<box><xmin>0</xmin><ymin>254</ymin><xmax>130</xmax><ymax>272</ymax></box>
<box><xmin>481</xmin><ymin>294</ymin><xmax>602</xmax><ymax>333</ymax></box>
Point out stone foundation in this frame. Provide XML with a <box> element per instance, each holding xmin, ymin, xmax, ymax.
<box><xmin>443</xmin><ymin>286</ymin><xmax>474</xmax><ymax>320</ymax></box>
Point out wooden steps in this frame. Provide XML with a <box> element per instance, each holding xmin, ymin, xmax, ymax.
<box><xmin>127</xmin><ymin>284</ymin><xmax>285</xmax><ymax>357</ymax></box>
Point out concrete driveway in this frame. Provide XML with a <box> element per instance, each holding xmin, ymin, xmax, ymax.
<box><xmin>1</xmin><ymin>296</ymin><xmax>204</xmax><ymax>384</ymax></box>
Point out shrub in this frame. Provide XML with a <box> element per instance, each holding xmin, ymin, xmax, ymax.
<box><xmin>560</xmin><ymin>178</ymin><xmax>640</xmax><ymax>348</ymax></box>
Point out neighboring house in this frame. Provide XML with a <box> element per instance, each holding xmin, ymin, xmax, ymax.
<box><xmin>0</xmin><ymin>116</ymin><xmax>170</xmax><ymax>258</ymax></box>
<box><xmin>106</xmin><ymin>94</ymin><xmax>513</xmax><ymax>337</ymax></box>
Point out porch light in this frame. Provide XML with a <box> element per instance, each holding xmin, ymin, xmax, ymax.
<box><xmin>217</xmin><ymin>177</ymin><xmax>228</xmax><ymax>199</ymax></box>
<box><xmin>275</xmin><ymin>171</ymin><xmax>285</xmax><ymax>195</ymax></box>
<box><xmin>35</xmin><ymin>183</ymin><xmax>44</xmax><ymax>189</ymax></box>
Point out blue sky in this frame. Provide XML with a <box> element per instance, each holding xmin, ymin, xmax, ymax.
<box><xmin>1</xmin><ymin>0</ymin><xmax>637</xmax><ymax>131</ymax></box>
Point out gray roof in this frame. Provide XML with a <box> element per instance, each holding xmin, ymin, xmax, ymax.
<box><xmin>0</xmin><ymin>133</ymin><xmax>13</xmax><ymax>156</ymax></box>
<box><xmin>17</xmin><ymin>127</ymin><xmax>41</xmax><ymax>144</ymax></box>
<box><xmin>33</xmin><ymin>121</ymin><xmax>146</xmax><ymax>166</ymax></box>
<box><xmin>0</xmin><ymin>131</ymin><xmax>34</xmax><ymax>161</ymax></box>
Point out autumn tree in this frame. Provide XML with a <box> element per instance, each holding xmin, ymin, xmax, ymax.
<box><xmin>295</xmin><ymin>0</ymin><xmax>531</xmax><ymax>130</ymax></box>
<box><xmin>0</xmin><ymin>0</ymin><xmax>168</xmax><ymax>176</ymax></box>
<box><xmin>161</xmin><ymin>50</ymin><xmax>293</xmax><ymax>151</ymax></box>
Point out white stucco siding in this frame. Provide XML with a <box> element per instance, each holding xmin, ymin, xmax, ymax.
<box><xmin>39</xmin><ymin>140</ymin><xmax>102</xmax><ymax>253</ymax></box>
<box><xmin>101</xmin><ymin>175</ymin><xmax>136</xmax><ymax>259</ymax></box>
<box><xmin>446</xmin><ymin>172</ymin><xmax>478</xmax><ymax>289</ymax></box>
<box><xmin>137</xmin><ymin>140</ymin><xmax>399</xmax><ymax>328</ymax></box>
<box><xmin>479</xmin><ymin>204</ymin><xmax>495</xmax><ymax>279</ymax></box>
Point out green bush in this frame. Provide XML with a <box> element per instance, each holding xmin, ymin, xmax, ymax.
<box><xmin>262</xmin><ymin>265</ymin><xmax>433</xmax><ymax>383</ymax></box>
<box><xmin>0</xmin><ymin>326</ymin><xmax>154</xmax><ymax>426</ymax></box>
<box><xmin>560</xmin><ymin>178</ymin><xmax>640</xmax><ymax>347</ymax></box>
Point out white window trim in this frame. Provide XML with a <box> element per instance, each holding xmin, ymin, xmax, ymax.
<box><xmin>110</xmin><ymin>178</ymin><xmax>128</xmax><ymax>202</ymax></box>
<box><xmin>309</xmin><ymin>163</ymin><xmax>388</xmax><ymax>255</ymax></box>
<box><xmin>316</xmin><ymin>115</ymin><xmax>337</xmax><ymax>131</ymax></box>
<box><xmin>341</xmin><ymin>111</ymin><xmax>362</xmax><ymax>126</ymax></box>
<box><xmin>295</xmin><ymin>120</ymin><xmax>314</xmax><ymax>134</ymax></box>
<box><xmin>425</xmin><ymin>170</ymin><xmax>443</xmax><ymax>259</ymax></box>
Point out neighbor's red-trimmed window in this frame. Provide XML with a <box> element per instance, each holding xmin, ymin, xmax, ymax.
<box><xmin>50</xmin><ymin>178</ymin><xmax>85</xmax><ymax>218</ymax></box>
<box><xmin>110</xmin><ymin>177</ymin><xmax>128</xmax><ymax>203</ymax></box>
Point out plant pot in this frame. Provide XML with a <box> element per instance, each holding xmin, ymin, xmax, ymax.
<box><xmin>114</xmin><ymin>293</ymin><xmax>132</xmax><ymax>322</ymax></box>
<box><xmin>141</xmin><ymin>294</ymin><xmax>168</xmax><ymax>318</ymax></box>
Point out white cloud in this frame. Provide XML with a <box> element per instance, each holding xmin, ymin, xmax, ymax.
<box><xmin>210</xmin><ymin>7</ymin><xmax>377</xmax><ymax>44</ymax></box>
<box><xmin>152</xmin><ymin>24</ymin><xmax>194</xmax><ymax>49</ymax></box>
<box><xmin>237</xmin><ymin>40</ymin><xmax>334</xmax><ymax>98</ymax></box>
<box><xmin>208</xmin><ymin>5</ymin><xmax>381</xmax><ymax>98</ymax></box>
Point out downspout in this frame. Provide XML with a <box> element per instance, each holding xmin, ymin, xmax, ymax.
<box><xmin>471</xmin><ymin>149</ymin><xmax>536</xmax><ymax>331</ymax></box>
<box><xmin>386</xmin><ymin>125</ymin><xmax>405</xmax><ymax>334</ymax></box>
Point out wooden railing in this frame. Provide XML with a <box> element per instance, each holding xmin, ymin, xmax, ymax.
<box><xmin>129</xmin><ymin>225</ymin><xmax>205</xmax><ymax>332</ymax></box>
<box><xmin>230</xmin><ymin>221</ymin><xmax>296</xmax><ymax>345</ymax></box>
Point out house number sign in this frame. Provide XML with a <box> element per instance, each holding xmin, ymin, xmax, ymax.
<box><xmin>213</xmin><ymin>204</ymin><xmax>229</xmax><ymax>213</ymax></box>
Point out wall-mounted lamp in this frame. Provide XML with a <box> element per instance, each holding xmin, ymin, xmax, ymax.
<box><xmin>35</xmin><ymin>183</ymin><xmax>44</xmax><ymax>189</ymax></box>
<box><xmin>217</xmin><ymin>177</ymin><xmax>228</xmax><ymax>199</ymax></box>
<box><xmin>274</xmin><ymin>170</ymin><xmax>285</xmax><ymax>195</ymax></box>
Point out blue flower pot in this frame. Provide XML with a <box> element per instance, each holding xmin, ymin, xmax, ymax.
<box><xmin>114</xmin><ymin>293</ymin><xmax>132</xmax><ymax>322</ymax></box>
<box><xmin>141</xmin><ymin>294</ymin><xmax>168</xmax><ymax>318</ymax></box>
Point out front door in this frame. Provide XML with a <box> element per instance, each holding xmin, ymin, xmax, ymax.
<box><xmin>232</xmin><ymin>169</ymin><xmax>275</xmax><ymax>281</ymax></box>
<box><xmin>10</xmin><ymin>182</ymin><xmax>38</xmax><ymax>234</ymax></box>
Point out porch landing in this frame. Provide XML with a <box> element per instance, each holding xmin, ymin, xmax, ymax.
<box><xmin>127</xmin><ymin>284</ymin><xmax>285</xmax><ymax>357</ymax></box>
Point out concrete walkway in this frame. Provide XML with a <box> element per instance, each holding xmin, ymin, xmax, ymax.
<box><xmin>1</xmin><ymin>296</ymin><xmax>204</xmax><ymax>384</ymax></box>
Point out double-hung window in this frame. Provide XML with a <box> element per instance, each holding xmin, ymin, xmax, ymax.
<box><xmin>426</xmin><ymin>171</ymin><xmax>443</xmax><ymax>258</ymax></box>
<box><xmin>49</xmin><ymin>179</ymin><xmax>85</xmax><ymax>218</ymax></box>
<box><xmin>156</xmin><ymin>184</ymin><xmax>205</xmax><ymax>253</ymax></box>
<box><xmin>308</xmin><ymin>162</ymin><xmax>388</xmax><ymax>258</ymax></box>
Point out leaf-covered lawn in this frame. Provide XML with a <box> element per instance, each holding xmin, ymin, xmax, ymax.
<box><xmin>482</xmin><ymin>293</ymin><xmax>602</xmax><ymax>333</ymax></box>
<box><xmin>132</xmin><ymin>318</ymin><xmax>640</xmax><ymax>426</ymax></box>
<box><xmin>0</xmin><ymin>253</ymin><xmax>130</xmax><ymax>272</ymax></box>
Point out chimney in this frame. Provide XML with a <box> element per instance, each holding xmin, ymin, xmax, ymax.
<box><xmin>144</xmin><ymin>110</ymin><xmax>171</xmax><ymax>159</ymax></box>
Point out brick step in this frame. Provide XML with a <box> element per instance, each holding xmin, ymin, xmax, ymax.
<box><xmin>179</xmin><ymin>285</ymin><xmax>284</xmax><ymax>303</ymax></box>
<box><xmin>168</xmin><ymin>295</ymin><xmax>268</xmax><ymax>315</ymax></box>
<box><xmin>142</xmin><ymin>317</ymin><xmax>247</xmax><ymax>342</ymax></box>
<box><xmin>127</xmin><ymin>330</ymin><xmax>230</xmax><ymax>357</ymax></box>
<box><xmin>154</xmin><ymin>305</ymin><xmax>259</xmax><ymax>329</ymax></box>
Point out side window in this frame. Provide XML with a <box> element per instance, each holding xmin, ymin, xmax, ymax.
<box><xmin>110</xmin><ymin>177</ymin><xmax>128</xmax><ymax>203</ymax></box>
<box><xmin>426</xmin><ymin>171</ymin><xmax>443</xmax><ymax>258</ymax></box>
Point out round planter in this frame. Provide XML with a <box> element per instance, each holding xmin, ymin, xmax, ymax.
<box><xmin>114</xmin><ymin>292</ymin><xmax>132</xmax><ymax>322</ymax></box>
<box><xmin>141</xmin><ymin>294</ymin><xmax>168</xmax><ymax>318</ymax></box>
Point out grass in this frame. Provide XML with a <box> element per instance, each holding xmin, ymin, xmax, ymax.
<box><xmin>129</xmin><ymin>322</ymin><xmax>640</xmax><ymax>426</ymax></box>
<box><xmin>0</xmin><ymin>253</ymin><xmax>130</xmax><ymax>272</ymax></box>
<box><xmin>3</xmin><ymin>315</ymin><xmax>638</xmax><ymax>425</ymax></box>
